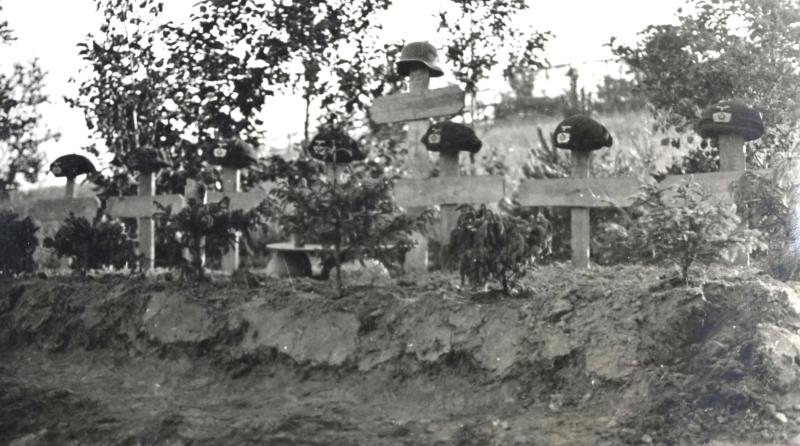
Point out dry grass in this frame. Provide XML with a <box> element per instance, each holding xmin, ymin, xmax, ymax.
<box><xmin>469</xmin><ymin>111</ymin><xmax>695</xmax><ymax>189</ymax></box>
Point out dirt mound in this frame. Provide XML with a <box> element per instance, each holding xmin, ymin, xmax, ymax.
<box><xmin>1</xmin><ymin>265</ymin><xmax>800</xmax><ymax>445</ymax></box>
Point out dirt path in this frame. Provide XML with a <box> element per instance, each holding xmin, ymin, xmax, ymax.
<box><xmin>2</xmin><ymin>349</ymin><xmax>609</xmax><ymax>445</ymax></box>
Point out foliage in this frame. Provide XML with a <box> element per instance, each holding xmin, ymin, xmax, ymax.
<box><xmin>593</xmin><ymin>75</ymin><xmax>647</xmax><ymax>115</ymax></box>
<box><xmin>730</xmin><ymin>163</ymin><xmax>800</xmax><ymax>281</ymax></box>
<box><xmin>598</xmin><ymin>180</ymin><xmax>765</xmax><ymax>282</ymax></box>
<box><xmin>0</xmin><ymin>209</ymin><xmax>37</xmax><ymax>276</ymax></box>
<box><xmin>449</xmin><ymin>204</ymin><xmax>551</xmax><ymax>294</ymax></box>
<box><xmin>73</xmin><ymin>0</ymin><xmax>404</xmax><ymax>197</ymax></box>
<box><xmin>730</xmin><ymin>170</ymin><xmax>793</xmax><ymax>242</ymax></box>
<box><xmin>611</xmin><ymin>0</ymin><xmax>800</xmax><ymax>166</ymax></box>
<box><xmin>0</xmin><ymin>5</ymin><xmax>58</xmax><ymax>195</ymax></box>
<box><xmin>153</xmin><ymin>196</ymin><xmax>271</xmax><ymax>279</ymax></box>
<box><xmin>43</xmin><ymin>213</ymin><xmax>139</xmax><ymax>275</ymax></box>
<box><xmin>270</xmin><ymin>159</ymin><xmax>431</xmax><ymax>294</ymax></box>
<box><xmin>437</xmin><ymin>0</ymin><xmax>549</xmax><ymax>121</ymax></box>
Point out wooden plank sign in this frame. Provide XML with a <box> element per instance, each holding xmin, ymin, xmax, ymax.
<box><xmin>659</xmin><ymin>171</ymin><xmax>755</xmax><ymax>204</ymax></box>
<box><xmin>29</xmin><ymin>197</ymin><xmax>101</xmax><ymax>222</ymax></box>
<box><xmin>0</xmin><ymin>199</ymin><xmax>33</xmax><ymax>216</ymax></box>
<box><xmin>394</xmin><ymin>176</ymin><xmax>505</xmax><ymax>208</ymax></box>
<box><xmin>517</xmin><ymin>177</ymin><xmax>640</xmax><ymax>208</ymax></box>
<box><xmin>106</xmin><ymin>194</ymin><xmax>185</xmax><ymax>219</ymax></box>
<box><xmin>207</xmin><ymin>191</ymin><xmax>268</xmax><ymax>212</ymax></box>
<box><xmin>371</xmin><ymin>85</ymin><xmax>465</xmax><ymax>124</ymax></box>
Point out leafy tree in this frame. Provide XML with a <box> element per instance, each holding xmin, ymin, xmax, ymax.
<box><xmin>69</xmin><ymin>0</ymin><xmax>184</xmax><ymax>196</ymax></box>
<box><xmin>610</xmin><ymin>0</ymin><xmax>800</xmax><ymax>167</ymax></box>
<box><xmin>437</xmin><ymin>0</ymin><xmax>549</xmax><ymax>122</ymax></box>
<box><xmin>73</xmin><ymin>0</ymin><xmax>403</xmax><ymax>197</ymax></box>
<box><xmin>269</xmin><ymin>153</ymin><xmax>431</xmax><ymax>295</ymax></box>
<box><xmin>0</xmin><ymin>4</ymin><xmax>58</xmax><ymax>196</ymax></box>
<box><xmin>594</xmin><ymin>75</ymin><xmax>647</xmax><ymax>114</ymax></box>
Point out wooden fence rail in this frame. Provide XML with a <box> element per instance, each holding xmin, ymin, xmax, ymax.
<box><xmin>0</xmin><ymin>164</ymin><xmax>763</xmax><ymax>275</ymax></box>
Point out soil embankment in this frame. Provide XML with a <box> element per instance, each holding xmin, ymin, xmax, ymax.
<box><xmin>2</xmin><ymin>265</ymin><xmax>800</xmax><ymax>445</ymax></box>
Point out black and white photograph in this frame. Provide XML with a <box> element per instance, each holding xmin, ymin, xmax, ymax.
<box><xmin>1</xmin><ymin>0</ymin><xmax>799</xmax><ymax>444</ymax></box>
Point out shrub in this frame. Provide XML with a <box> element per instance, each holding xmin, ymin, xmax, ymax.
<box><xmin>153</xmin><ymin>196</ymin><xmax>271</xmax><ymax>279</ymax></box>
<box><xmin>271</xmin><ymin>162</ymin><xmax>432</xmax><ymax>294</ymax></box>
<box><xmin>448</xmin><ymin>204</ymin><xmax>551</xmax><ymax>294</ymax></box>
<box><xmin>598</xmin><ymin>179</ymin><xmax>765</xmax><ymax>283</ymax></box>
<box><xmin>43</xmin><ymin>213</ymin><xmax>138</xmax><ymax>275</ymax></box>
<box><xmin>0</xmin><ymin>209</ymin><xmax>38</xmax><ymax>277</ymax></box>
<box><xmin>730</xmin><ymin>169</ymin><xmax>799</xmax><ymax>281</ymax></box>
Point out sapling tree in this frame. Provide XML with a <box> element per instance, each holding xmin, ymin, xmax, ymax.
<box><xmin>599</xmin><ymin>180</ymin><xmax>765</xmax><ymax>283</ymax></box>
<box><xmin>153</xmin><ymin>196</ymin><xmax>272</xmax><ymax>280</ymax></box>
<box><xmin>270</xmin><ymin>154</ymin><xmax>432</xmax><ymax>295</ymax></box>
<box><xmin>449</xmin><ymin>204</ymin><xmax>552</xmax><ymax>294</ymax></box>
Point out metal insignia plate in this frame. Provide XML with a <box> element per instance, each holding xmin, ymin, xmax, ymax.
<box><xmin>712</xmin><ymin>112</ymin><xmax>732</xmax><ymax>123</ymax></box>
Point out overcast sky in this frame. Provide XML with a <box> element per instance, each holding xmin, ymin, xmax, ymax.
<box><xmin>0</xmin><ymin>0</ymin><xmax>683</xmax><ymax>185</ymax></box>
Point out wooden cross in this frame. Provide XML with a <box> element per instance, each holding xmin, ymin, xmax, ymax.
<box><xmin>207</xmin><ymin>166</ymin><xmax>266</xmax><ymax>273</ymax></box>
<box><xmin>371</xmin><ymin>65</ymin><xmax>456</xmax><ymax>273</ymax></box>
<box><xmin>371</xmin><ymin>65</ymin><xmax>506</xmax><ymax>273</ymax></box>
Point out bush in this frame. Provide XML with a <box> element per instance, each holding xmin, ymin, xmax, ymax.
<box><xmin>0</xmin><ymin>209</ymin><xmax>38</xmax><ymax>277</ymax></box>
<box><xmin>153</xmin><ymin>196</ymin><xmax>271</xmax><ymax>279</ymax></box>
<box><xmin>270</xmin><ymin>161</ymin><xmax>432</xmax><ymax>294</ymax></box>
<box><xmin>43</xmin><ymin>213</ymin><xmax>138</xmax><ymax>275</ymax></box>
<box><xmin>598</xmin><ymin>179</ymin><xmax>765</xmax><ymax>283</ymax></box>
<box><xmin>730</xmin><ymin>169</ymin><xmax>799</xmax><ymax>281</ymax></box>
<box><xmin>449</xmin><ymin>204</ymin><xmax>551</xmax><ymax>294</ymax></box>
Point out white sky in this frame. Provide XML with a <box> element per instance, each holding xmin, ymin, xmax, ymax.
<box><xmin>0</xmin><ymin>0</ymin><xmax>683</xmax><ymax>186</ymax></box>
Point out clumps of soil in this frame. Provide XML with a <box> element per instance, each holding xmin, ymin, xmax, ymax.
<box><xmin>1</xmin><ymin>264</ymin><xmax>800</xmax><ymax>445</ymax></box>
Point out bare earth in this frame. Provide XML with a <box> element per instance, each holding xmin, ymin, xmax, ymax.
<box><xmin>2</xmin><ymin>265</ymin><xmax>800</xmax><ymax>445</ymax></box>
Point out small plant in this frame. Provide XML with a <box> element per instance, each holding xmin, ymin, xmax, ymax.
<box><xmin>730</xmin><ymin>168</ymin><xmax>799</xmax><ymax>281</ymax></box>
<box><xmin>448</xmin><ymin>204</ymin><xmax>551</xmax><ymax>294</ymax></box>
<box><xmin>271</xmin><ymin>163</ymin><xmax>432</xmax><ymax>295</ymax></box>
<box><xmin>0</xmin><ymin>209</ymin><xmax>38</xmax><ymax>277</ymax></box>
<box><xmin>43</xmin><ymin>213</ymin><xmax>138</xmax><ymax>275</ymax></box>
<box><xmin>153</xmin><ymin>196</ymin><xmax>271</xmax><ymax>280</ymax></box>
<box><xmin>599</xmin><ymin>179</ymin><xmax>765</xmax><ymax>283</ymax></box>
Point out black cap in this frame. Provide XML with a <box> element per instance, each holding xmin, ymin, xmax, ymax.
<box><xmin>553</xmin><ymin>115</ymin><xmax>613</xmax><ymax>152</ymax></box>
<box><xmin>308</xmin><ymin>128</ymin><xmax>365</xmax><ymax>163</ymax></box>
<box><xmin>697</xmin><ymin>100</ymin><xmax>764</xmax><ymax>141</ymax></box>
<box><xmin>50</xmin><ymin>154</ymin><xmax>96</xmax><ymax>178</ymax></box>
<box><xmin>421</xmin><ymin>121</ymin><xmax>482</xmax><ymax>153</ymax></box>
<box><xmin>208</xmin><ymin>138</ymin><xmax>259</xmax><ymax>168</ymax></box>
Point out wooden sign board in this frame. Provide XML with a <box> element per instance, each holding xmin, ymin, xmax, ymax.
<box><xmin>0</xmin><ymin>199</ymin><xmax>34</xmax><ymax>217</ymax></box>
<box><xmin>29</xmin><ymin>197</ymin><xmax>101</xmax><ymax>222</ymax></box>
<box><xmin>106</xmin><ymin>194</ymin><xmax>184</xmax><ymax>219</ymax></box>
<box><xmin>517</xmin><ymin>177</ymin><xmax>640</xmax><ymax>208</ymax></box>
<box><xmin>394</xmin><ymin>176</ymin><xmax>505</xmax><ymax>208</ymax></box>
<box><xmin>207</xmin><ymin>191</ymin><xmax>268</xmax><ymax>211</ymax></box>
<box><xmin>660</xmin><ymin>171</ymin><xmax>754</xmax><ymax>204</ymax></box>
<box><xmin>371</xmin><ymin>85</ymin><xmax>465</xmax><ymax>124</ymax></box>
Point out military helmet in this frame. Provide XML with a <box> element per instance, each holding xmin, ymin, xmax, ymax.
<box><xmin>553</xmin><ymin>115</ymin><xmax>613</xmax><ymax>152</ymax></box>
<box><xmin>396</xmin><ymin>41</ymin><xmax>444</xmax><ymax>78</ymax></box>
